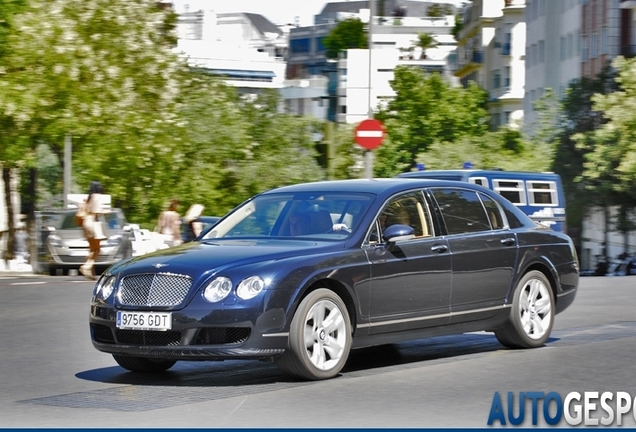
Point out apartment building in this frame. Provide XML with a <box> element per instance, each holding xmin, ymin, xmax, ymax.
<box><xmin>171</xmin><ymin>0</ymin><xmax>288</xmax><ymax>94</ymax></box>
<box><xmin>524</xmin><ymin>0</ymin><xmax>582</xmax><ymax>128</ymax></box>
<box><xmin>581</xmin><ymin>0</ymin><xmax>621</xmax><ymax>79</ymax></box>
<box><xmin>454</xmin><ymin>0</ymin><xmax>526</xmax><ymax>129</ymax></box>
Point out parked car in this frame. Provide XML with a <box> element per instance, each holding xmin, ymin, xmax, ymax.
<box><xmin>43</xmin><ymin>208</ymin><xmax>133</xmax><ymax>275</ymax></box>
<box><xmin>89</xmin><ymin>179</ymin><xmax>579</xmax><ymax>380</ymax></box>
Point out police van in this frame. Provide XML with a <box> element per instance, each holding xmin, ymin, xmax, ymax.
<box><xmin>397</xmin><ymin>169</ymin><xmax>566</xmax><ymax>232</ymax></box>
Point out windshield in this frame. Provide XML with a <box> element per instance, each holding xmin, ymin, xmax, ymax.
<box><xmin>203</xmin><ymin>192</ymin><xmax>374</xmax><ymax>240</ymax></box>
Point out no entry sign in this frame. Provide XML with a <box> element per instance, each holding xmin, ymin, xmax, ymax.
<box><xmin>355</xmin><ymin>119</ymin><xmax>385</xmax><ymax>150</ymax></box>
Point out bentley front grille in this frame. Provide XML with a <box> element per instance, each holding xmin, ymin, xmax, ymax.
<box><xmin>118</xmin><ymin>273</ymin><xmax>192</xmax><ymax>307</ymax></box>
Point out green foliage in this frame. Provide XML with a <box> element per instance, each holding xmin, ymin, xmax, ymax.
<box><xmin>576</xmin><ymin>56</ymin><xmax>636</xmax><ymax>201</ymax></box>
<box><xmin>323</xmin><ymin>18</ymin><xmax>368</xmax><ymax>60</ymax></box>
<box><xmin>427</xmin><ymin>4</ymin><xmax>453</xmax><ymax>17</ymax></box>
<box><xmin>374</xmin><ymin>66</ymin><xmax>490</xmax><ymax>176</ymax></box>
<box><xmin>413</xmin><ymin>128</ymin><xmax>553</xmax><ymax>173</ymax></box>
<box><xmin>533</xmin><ymin>66</ymin><xmax>618</xmax><ymax>230</ymax></box>
<box><xmin>451</xmin><ymin>13</ymin><xmax>463</xmax><ymax>41</ymax></box>
<box><xmin>412</xmin><ymin>33</ymin><xmax>438</xmax><ymax>59</ymax></box>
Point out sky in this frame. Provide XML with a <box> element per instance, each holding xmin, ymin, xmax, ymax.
<box><xmin>210</xmin><ymin>0</ymin><xmax>467</xmax><ymax>28</ymax></box>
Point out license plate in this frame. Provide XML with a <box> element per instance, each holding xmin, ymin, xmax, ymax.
<box><xmin>69</xmin><ymin>250</ymin><xmax>89</xmax><ymax>257</ymax></box>
<box><xmin>116</xmin><ymin>311</ymin><xmax>172</xmax><ymax>330</ymax></box>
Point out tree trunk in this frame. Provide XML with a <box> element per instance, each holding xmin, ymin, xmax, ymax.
<box><xmin>3</xmin><ymin>167</ymin><xmax>15</xmax><ymax>263</ymax></box>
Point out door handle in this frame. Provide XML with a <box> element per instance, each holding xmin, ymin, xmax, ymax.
<box><xmin>500</xmin><ymin>237</ymin><xmax>516</xmax><ymax>246</ymax></box>
<box><xmin>431</xmin><ymin>244</ymin><xmax>448</xmax><ymax>253</ymax></box>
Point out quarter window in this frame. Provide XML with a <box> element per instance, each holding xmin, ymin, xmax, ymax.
<box><xmin>480</xmin><ymin>194</ymin><xmax>505</xmax><ymax>230</ymax></box>
<box><xmin>432</xmin><ymin>189</ymin><xmax>492</xmax><ymax>235</ymax></box>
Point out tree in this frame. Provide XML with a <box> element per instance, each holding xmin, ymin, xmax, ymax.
<box><xmin>413</xmin><ymin>127</ymin><xmax>553</xmax><ymax>173</ymax></box>
<box><xmin>0</xmin><ymin>0</ymin><xmax>189</xmax><ymax>229</ymax></box>
<box><xmin>374</xmin><ymin>66</ymin><xmax>490</xmax><ymax>176</ymax></box>
<box><xmin>412</xmin><ymin>32</ymin><xmax>438</xmax><ymax>59</ymax></box>
<box><xmin>0</xmin><ymin>0</ymin><xmax>30</xmax><ymax>262</ymax></box>
<box><xmin>323</xmin><ymin>18</ymin><xmax>368</xmax><ymax>60</ymax></box>
<box><xmin>530</xmin><ymin>70</ymin><xmax>617</xmax><ymax>243</ymax></box>
<box><xmin>572</xmin><ymin>58</ymin><xmax>636</xmax><ymax>258</ymax></box>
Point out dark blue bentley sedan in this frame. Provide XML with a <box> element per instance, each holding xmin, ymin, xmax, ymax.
<box><xmin>89</xmin><ymin>179</ymin><xmax>579</xmax><ymax>380</ymax></box>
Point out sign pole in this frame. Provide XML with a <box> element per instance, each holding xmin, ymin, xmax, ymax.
<box><xmin>366</xmin><ymin>0</ymin><xmax>375</xmax><ymax>179</ymax></box>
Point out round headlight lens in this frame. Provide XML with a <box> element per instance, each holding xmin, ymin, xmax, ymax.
<box><xmin>236</xmin><ymin>276</ymin><xmax>265</xmax><ymax>300</ymax></box>
<box><xmin>95</xmin><ymin>275</ymin><xmax>115</xmax><ymax>300</ymax></box>
<box><xmin>202</xmin><ymin>277</ymin><xmax>233</xmax><ymax>303</ymax></box>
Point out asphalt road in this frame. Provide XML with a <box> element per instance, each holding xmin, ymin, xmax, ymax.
<box><xmin>0</xmin><ymin>274</ymin><xmax>634</xmax><ymax>428</ymax></box>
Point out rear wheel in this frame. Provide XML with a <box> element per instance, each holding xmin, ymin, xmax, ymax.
<box><xmin>112</xmin><ymin>354</ymin><xmax>176</xmax><ymax>373</ymax></box>
<box><xmin>495</xmin><ymin>270</ymin><xmax>554</xmax><ymax>349</ymax></box>
<box><xmin>277</xmin><ymin>288</ymin><xmax>352</xmax><ymax>380</ymax></box>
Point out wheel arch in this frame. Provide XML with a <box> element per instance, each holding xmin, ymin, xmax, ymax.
<box><xmin>517</xmin><ymin>262</ymin><xmax>559</xmax><ymax>307</ymax></box>
<box><xmin>292</xmin><ymin>278</ymin><xmax>357</xmax><ymax>337</ymax></box>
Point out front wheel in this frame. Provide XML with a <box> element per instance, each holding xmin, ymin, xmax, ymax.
<box><xmin>277</xmin><ymin>288</ymin><xmax>352</xmax><ymax>380</ymax></box>
<box><xmin>112</xmin><ymin>354</ymin><xmax>176</xmax><ymax>373</ymax></box>
<box><xmin>495</xmin><ymin>270</ymin><xmax>554</xmax><ymax>349</ymax></box>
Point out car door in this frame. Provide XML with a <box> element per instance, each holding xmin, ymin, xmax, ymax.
<box><xmin>365</xmin><ymin>191</ymin><xmax>452</xmax><ymax>334</ymax></box>
<box><xmin>429</xmin><ymin>188</ymin><xmax>518</xmax><ymax>323</ymax></box>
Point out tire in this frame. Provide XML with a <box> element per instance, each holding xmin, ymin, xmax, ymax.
<box><xmin>112</xmin><ymin>354</ymin><xmax>176</xmax><ymax>373</ymax></box>
<box><xmin>277</xmin><ymin>288</ymin><xmax>352</xmax><ymax>380</ymax></box>
<box><xmin>49</xmin><ymin>267</ymin><xmax>57</xmax><ymax>276</ymax></box>
<box><xmin>495</xmin><ymin>270</ymin><xmax>555</xmax><ymax>349</ymax></box>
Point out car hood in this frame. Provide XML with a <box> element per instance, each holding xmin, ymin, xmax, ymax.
<box><xmin>107</xmin><ymin>238</ymin><xmax>344</xmax><ymax>276</ymax></box>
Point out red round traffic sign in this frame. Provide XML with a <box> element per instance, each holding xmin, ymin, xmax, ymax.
<box><xmin>355</xmin><ymin>119</ymin><xmax>385</xmax><ymax>150</ymax></box>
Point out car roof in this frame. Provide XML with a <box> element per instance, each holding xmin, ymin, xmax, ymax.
<box><xmin>261</xmin><ymin>178</ymin><xmax>487</xmax><ymax>196</ymax></box>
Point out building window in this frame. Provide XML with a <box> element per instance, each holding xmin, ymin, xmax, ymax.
<box><xmin>601</xmin><ymin>27</ymin><xmax>608</xmax><ymax>55</ymax></box>
<box><xmin>582</xmin><ymin>35</ymin><xmax>589</xmax><ymax>61</ymax></box>
<box><xmin>504</xmin><ymin>111</ymin><xmax>511</xmax><ymax>124</ymax></box>
<box><xmin>560</xmin><ymin>36</ymin><xmax>567</xmax><ymax>60</ymax></box>
<box><xmin>290</xmin><ymin>38</ymin><xmax>310</xmax><ymax>54</ymax></box>
<box><xmin>591</xmin><ymin>33</ymin><xmax>598</xmax><ymax>58</ymax></box>
<box><xmin>504</xmin><ymin>66</ymin><xmax>511</xmax><ymax>88</ymax></box>
<box><xmin>492</xmin><ymin>69</ymin><xmax>501</xmax><ymax>90</ymax></box>
<box><xmin>538</xmin><ymin>40</ymin><xmax>545</xmax><ymax>63</ymax></box>
<box><xmin>568</xmin><ymin>33</ymin><xmax>574</xmax><ymax>58</ymax></box>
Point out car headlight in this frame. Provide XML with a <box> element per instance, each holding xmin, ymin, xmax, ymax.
<box><xmin>94</xmin><ymin>274</ymin><xmax>116</xmax><ymax>300</ymax></box>
<box><xmin>47</xmin><ymin>235</ymin><xmax>62</xmax><ymax>248</ymax></box>
<box><xmin>236</xmin><ymin>276</ymin><xmax>265</xmax><ymax>300</ymax></box>
<box><xmin>202</xmin><ymin>276</ymin><xmax>232</xmax><ymax>303</ymax></box>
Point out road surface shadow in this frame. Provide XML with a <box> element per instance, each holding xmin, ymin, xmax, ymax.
<box><xmin>76</xmin><ymin>332</ymin><xmax>518</xmax><ymax>387</ymax></box>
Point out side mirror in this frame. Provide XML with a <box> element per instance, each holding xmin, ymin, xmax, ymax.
<box><xmin>383</xmin><ymin>224</ymin><xmax>415</xmax><ymax>244</ymax></box>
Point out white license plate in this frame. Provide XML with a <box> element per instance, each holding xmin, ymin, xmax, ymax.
<box><xmin>116</xmin><ymin>311</ymin><xmax>172</xmax><ymax>330</ymax></box>
<box><xmin>69</xmin><ymin>250</ymin><xmax>89</xmax><ymax>257</ymax></box>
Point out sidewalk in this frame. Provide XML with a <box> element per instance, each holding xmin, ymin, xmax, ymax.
<box><xmin>0</xmin><ymin>259</ymin><xmax>35</xmax><ymax>277</ymax></box>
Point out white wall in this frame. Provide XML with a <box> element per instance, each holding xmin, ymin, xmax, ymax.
<box><xmin>581</xmin><ymin>206</ymin><xmax>636</xmax><ymax>270</ymax></box>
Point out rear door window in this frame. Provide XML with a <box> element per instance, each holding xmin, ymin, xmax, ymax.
<box><xmin>431</xmin><ymin>188</ymin><xmax>491</xmax><ymax>235</ymax></box>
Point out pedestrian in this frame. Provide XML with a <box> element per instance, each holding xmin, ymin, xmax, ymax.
<box><xmin>14</xmin><ymin>223</ymin><xmax>29</xmax><ymax>268</ymax></box>
<box><xmin>79</xmin><ymin>181</ymin><xmax>107</xmax><ymax>280</ymax></box>
<box><xmin>155</xmin><ymin>199</ymin><xmax>182</xmax><ymax>247</ymax></box>
<box><xmin>183</xmin><ymin>203</ymin><xmax>205</xmax><ymax>242</ymax></box>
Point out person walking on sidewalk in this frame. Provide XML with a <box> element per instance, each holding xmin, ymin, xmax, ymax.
<box><xmin>79</xmin><ymin>181</ymin><xmax>107</xmax><ymax>280</ymax></box>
